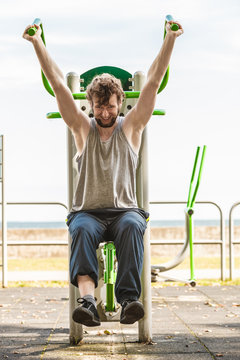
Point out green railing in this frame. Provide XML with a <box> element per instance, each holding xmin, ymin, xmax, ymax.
<box><xmin>186</xmin><ymin>145</ymin><xmax>207</xmax><ymax>284</ymax></box>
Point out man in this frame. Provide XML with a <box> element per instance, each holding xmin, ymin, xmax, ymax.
<box><xmin>23</xmin><ymin>20</ymin><xmax>183</xmax><ymax>327</ymax></box>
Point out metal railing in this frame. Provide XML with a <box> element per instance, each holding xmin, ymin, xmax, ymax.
<box><xmin>150</xmin><ymin>201</ymin><xmax>225</xmax><ymax>280</ymax></box>
<box><xmin>1</xmin><ymin>199</ymin><xmax>227</xmax><ymax>282</ymax></box>
<box><xmin>229</xmin><ymin>202</ymin><xmax>240</xmax><ymax>279</ymax></box>
<box><xmin>0</xmin><ymin>135</ymin><xmax>7</xmax><ymax>287</ymax></box>
<box><xmin>0</xmin><ymin>201</ymin><xmax>68</xmax><ymax>287</ymax></box>
<box><xmin>1</xmin><ymin>200</ymin><xmax>226</xmax><ymax>280</ymax></box>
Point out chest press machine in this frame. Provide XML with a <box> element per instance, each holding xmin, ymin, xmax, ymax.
<box><xmin>28</xmin><ymin>16</ymin><xmax>205</xmax><ymax>345</ymax></box>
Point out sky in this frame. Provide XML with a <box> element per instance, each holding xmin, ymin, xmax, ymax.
<box><xmin>0</xmin><ymin>0</ymin><xmax>240</xmax><ymax>222</ymax></box>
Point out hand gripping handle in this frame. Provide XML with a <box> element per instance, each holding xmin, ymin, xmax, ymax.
<box><xmin>165</xmin><ymin>14</ymin><xmax>179</xmax><ymax>31</ymax></box>
<box><xmin>28</xmin><ymin>18</ymin><xmax>42</xmax><ymax>36</ymax></box>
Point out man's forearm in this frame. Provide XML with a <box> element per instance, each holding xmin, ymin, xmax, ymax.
<box><xmin>32</xmin><ymin>37</ymin><xmax>65</xmax><ymax>91</ymax></box>
<box><xmin>147</xmin><ymin>32</ymin><xmax>177</xmax><ymax>89</ymax></box>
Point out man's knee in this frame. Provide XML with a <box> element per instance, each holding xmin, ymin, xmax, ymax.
<box><xmin>117</xmin><ymin>213</ymin><xmax>147</xmax><ymax>235</ymax></box>
<box><xmin>68</xmin><ymin>213</ymin><xmax>104</xmax><ymax>246</ymax></box>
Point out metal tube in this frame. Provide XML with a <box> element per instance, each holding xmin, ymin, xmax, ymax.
<box><xmin>1</xmin><ymin>135</ymin><xmax>8</xmax><ymax>287</ymax></box>
<box><xmin>190</xmin><ymin>146</ymin><xmax>207</xmax><ymax>208</ymax></box>
<box><xmin>150</xmin><ymin>201</ymin><xmax>225</xmax><ymax>280</ymax></box>
<box><xmin>187</xmin><ymin>147</ymin><xmax>200</xmax><ymax>207</ymax></box>
<box><xmin>66</xmin><ymin>72</ymin><xmax>83</xmax><ymax>344</ymax></box>
<box><xmin>1</xmin><ymin>201</ymin><xmax>67</xmax><ymax>208</ymax></box>
<box><xmin>133</xmin><ymin>72</ymin><xmax>152</xmax><ymax>343</ymax></box>
<box><xmin>104</xmin><ymin>243</ymin><xmax>116</xmax><ymax>312</ymax></box>
<box><xmin>229</xmin><ymin>204</ymin><xmax>236</xmax><ymax>280</ymax></box>
<box><xmin>220</xmin><ymin>208</ymin><xmax>225</xmax><ymax>281</ymax></box>
<box><xmin>46</xmin><ymin>108</ymin><xmax>166</xmax><ymax>119</ymax></box>
<box><xmin>188</xmin><ymin>213</ymin><xmax>195</xmax><ymax>281</ymax></box>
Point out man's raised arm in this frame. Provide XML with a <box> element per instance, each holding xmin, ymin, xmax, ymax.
<box><xmin>124</xmin><ymin>21</ymin><xmax>183</xmax><ymax>134</ymax></box>
<box><xmin>22</xmin><ymin>24</ymin><xmax>89</xmax><ymax>135</ymax></box>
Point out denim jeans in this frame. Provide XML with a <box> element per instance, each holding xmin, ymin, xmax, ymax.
<box><xmin>66</xmin><ymin>208</ymin><xmax>149</xmax><ymax>304</ymax></box>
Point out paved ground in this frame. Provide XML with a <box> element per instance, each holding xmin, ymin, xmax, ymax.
<box><xmin>0</xmin><ymin>284</ymin><xmax>240</xmax><ymax>360</ymax></box>
<box><xmin>2</xmin><ymin>267</ymin><xmax>239</xmax><ymax>282</ymax></box>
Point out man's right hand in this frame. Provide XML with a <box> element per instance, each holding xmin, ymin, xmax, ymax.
<box><xmin>22</xmin><ymin>24</ymin><xmax>42</xmax><ymax>42</ymax></box>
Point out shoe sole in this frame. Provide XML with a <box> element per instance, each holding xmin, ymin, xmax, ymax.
<box><xmin>72</xmin><ymin>307</ymin><xmax>100</xmax><ymax>327</ymax></box>
<box><xmin>120</xmin><ymin>302</ymin><xmax>145</xmax><ymax>324</ymax></box>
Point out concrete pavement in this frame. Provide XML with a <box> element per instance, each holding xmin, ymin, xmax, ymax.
<box><xmin>0</xmin><ymin>284</ymin><xmax>240</xmax><ymax>360</ymax></box>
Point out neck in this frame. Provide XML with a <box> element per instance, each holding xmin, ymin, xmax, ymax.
<box><xmin>95</xmin><ymin>117</ymin><xmax>119</xmax><ymax>139</ymax></box>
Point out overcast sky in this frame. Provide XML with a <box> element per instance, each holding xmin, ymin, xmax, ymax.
<box><xmin>0</xmin><ymin>0</ymin><xmax>240</xmax><ymax>222</ymax></box>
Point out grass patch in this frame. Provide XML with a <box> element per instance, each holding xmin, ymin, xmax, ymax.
<box><xmin>3</xmin><ymin>278</ymin><xmax>240</xmax><ymax>288</ymax></box>
<box><xmin>4</xmin><ymin>256</ymin><xmax>240</xmax><ymax>289</ymax></box>
<box><xmin>8</xmin><ymin>256</ymin><xmax>240</xmax><ymax>272</ymax></box>
<box><xmin>8</xmin><ymin>258</ymin><xmax>68</xmax><ymax>271</ymax></box>
<box><xmin>5</xmin><ymin>280</ymin><xmax>69</xmax><ymax>288</ymax></box>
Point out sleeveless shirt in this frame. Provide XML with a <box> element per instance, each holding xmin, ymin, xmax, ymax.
<box><xmin>71</xmin><ymin>117</ymin><xmax>138</xmax><ymax>211</ymax></box>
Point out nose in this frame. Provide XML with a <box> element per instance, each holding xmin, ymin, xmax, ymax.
<box><xmin>102</xmin><ymin>108</ymin><xmax>109</xmax><ymax>118</ymax></box>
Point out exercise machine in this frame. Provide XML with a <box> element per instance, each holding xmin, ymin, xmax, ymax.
<box><xmin>28</xmin><ymin>15</ymin><xmax>180</xmax><ymax>344</ymax></box>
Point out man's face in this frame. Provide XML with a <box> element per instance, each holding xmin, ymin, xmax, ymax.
<box><xmin>92</xmin><ymin>94</ymin><xmax>122</xmax><ymax>128</ymax></box>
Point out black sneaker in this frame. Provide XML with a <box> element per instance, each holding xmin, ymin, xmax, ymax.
<box><xmin>120</xmin><ymin>300</ymin><xmax>144</xmax><ymax>324</ymax></box>
<box><xmin>72</xmin><ymin>298</ymin><xmax>101</xmax><ymax>327</ymax></box>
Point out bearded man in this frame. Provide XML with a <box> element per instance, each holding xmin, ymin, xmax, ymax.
<box><xmin>23</xmin><ymin>20</ymin><xmax>183</xmax><ymax>326</ymax></box>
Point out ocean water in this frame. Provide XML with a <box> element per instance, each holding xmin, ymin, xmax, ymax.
<box><xmin>2</xmin><ymin>222</ymin><xmax>67</xmax><ymax>229</ymax></box>
<box><xmin>0</xmin><ymin>219</ymin><xmax>239</xmax><ymax>229</ymax></box>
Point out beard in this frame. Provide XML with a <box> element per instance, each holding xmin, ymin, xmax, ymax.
<box><xmin>95</xmin><ymin>115</ymin><xmax>118</xmax><ymax>128</ymax></box>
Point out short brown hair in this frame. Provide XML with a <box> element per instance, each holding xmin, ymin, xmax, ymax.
<box><xmin>86</xmin><ymin>73</ymin><xmax>125</xmax><ymax>106</ymax></box>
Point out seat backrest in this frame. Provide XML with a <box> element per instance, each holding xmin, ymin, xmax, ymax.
<box><xmin>71</xmin><ymin>66</ymin><xmax>146</xmax><ymax>209</ymax></box>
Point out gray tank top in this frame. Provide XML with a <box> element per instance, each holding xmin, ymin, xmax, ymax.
<box><xmin>71</xmin><ymin>117</ymin><xmax>138</xmax><ymax>211</ymax></box>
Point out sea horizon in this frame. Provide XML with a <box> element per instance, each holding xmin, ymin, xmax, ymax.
<box><xmin>0</xmin><ymin>219</ymin><xmax>238</xmax><ymax>229</ymax></box>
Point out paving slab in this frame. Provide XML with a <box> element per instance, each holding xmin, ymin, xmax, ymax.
<box><xmin>0</xmin><ymin>285</ymin><xmax>240</xmax><ymax>359</ymax></box>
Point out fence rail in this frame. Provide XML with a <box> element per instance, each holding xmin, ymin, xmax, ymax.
<box><xmin>229</xmin><ymin>202</ymin><xmax>240</xmax><ymax>279</ymax></box>
<box><xmin>0</xmin><ymin>135</ymin><xmax>7</xmax><ymax>287</ymax></box>
<box><xmin>150</xmin><ymin>201</ymin><xmax>225</xmax><ymax>280</ymax></box>
<box><xmin>1</xmin><ymin>201</ymin><xmax>68</xmax><ymax>287</ymax></box>
<box><xmin>2</xmin><ymin>199</ymin><xmax>238</xmax><ymax>284</ymax></box>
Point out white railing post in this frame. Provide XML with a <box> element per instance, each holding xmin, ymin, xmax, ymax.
<box><xmin>1</xmin><ymin>135</ymin><xmax>8</xmax><ymax>287</ymax></box>
<box><xmin>66</xmin><ymin>72</ymin><xmax>83</xmax><ymax>344</ymax></box>
<box><xmin>134</xmin><ymin>72</ymin><xmax>152</xmax><ymax>343</ymax></box>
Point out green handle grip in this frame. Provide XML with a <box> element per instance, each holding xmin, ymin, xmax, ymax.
<box><xmin>171</xmin><ymin>23</ymin><xmax>179</xmax><ymax>31</ymax></box>
<box><xmin>158</xmin><ymin>15</ymin><xmax>179</xmax><ymax>95</ymax></box>
<box><xmin>28</xmin><ymin>18</ymin><xmax>42</xmax><ymax>36</ymax></box>
<box><xmin>164</xmin><ymin>14</ymin><xmax>179</xmax><ymax>37</ymax></box>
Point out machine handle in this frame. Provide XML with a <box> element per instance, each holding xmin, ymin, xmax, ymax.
<box><xmin>31</xmin><ymin>16</ymin><xmax>179</xmax><ymax>102</ymax></box>
<box><xmin>158</xmin><ymin>15</ymin><xmax>180</xmax><ymax>94</ymax></box>
<box><xmin>28</xmin><ymin>18</ymin><xmax>42</xmax><ymax>36</ymax></box>
<box><xmin>165</xmin><ymin>14</ymin><xmax>179</xmax><ymax>32</ymax></box>
<box><xmin>27</xmin><ymin>18</ymin><xmax>54</xmax><ymax>96</ymax></box>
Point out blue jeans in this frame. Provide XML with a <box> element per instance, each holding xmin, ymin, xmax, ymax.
<box><xmin>66</xmin><ymin>208</ymin><xmax>149</xmax><ymax>304</ymax></box>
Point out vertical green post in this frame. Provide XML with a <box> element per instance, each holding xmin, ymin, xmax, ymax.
<box><xmin>188</xmin><ymin>213</ymin><xmax>195</xmax><ymax>281</ymax></box>
<box><xmin>186</xmin><ymin>145</ymin><xmax>206</xmax><ymax>285</ymax></box>
<box><xmin>104</xmin><ymin>242</ymin><xmax>116</xmax><ymax>312</ymax></box>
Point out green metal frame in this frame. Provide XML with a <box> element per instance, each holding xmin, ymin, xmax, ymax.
<box><xmin>28</xmin><ymin>15</ymin><xmax>179</xmax><ymax>119</ymax></box>
<box><xmin>186</xmin><ymin>145</ymin><xmax>207</xmax><ymax>284</ymax></box>
<box><xmin>104</xmin><ymin>242</ymin><xmax>117</xmax><ymax>312</ymax></box>
<box><xmin>28</xmin><ymin>18</ymin><xmax>54</xmax><ymax>97</ymax></box>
